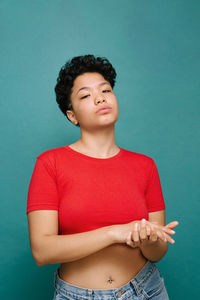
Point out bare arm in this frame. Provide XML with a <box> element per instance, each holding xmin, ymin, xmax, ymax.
<box><xmin>27</xmin><ymin>210</ymin><xmax>178</xmax><ymax>267</ymax></box>
<box><xmin>27</xmin><ymin>210</ymin><xmax>115</xmax><ymax>267</ymax></box>
<box><xmin>140</xmin><ymin>238</ymin><xmax>168</xmax><ymax>262</ymax></box>
<box><xmin>129</xmin><ymin>210</ymin><xmax>178</xmax><ymax>262</ymax></box>
<box><xmin>139</xmin><ymin>210</ymin><xmax>168</xmax><ymax>262</ymax></box>
<box><xmin>109</xmin><ymin>210</ymin><xmax>178</xmax><ymax>263</ymax></box>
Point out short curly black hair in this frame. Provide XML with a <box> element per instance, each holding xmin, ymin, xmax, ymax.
<box><xmin>54</xmin><ymin>54</ymin><xmax>117</xmax><ymax>127</ymax></box>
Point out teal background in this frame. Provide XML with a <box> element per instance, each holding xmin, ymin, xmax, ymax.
<box><xmin>1</xmin><ymin>0</ymin><xmax>199</xmax><ymax>299</ymax></box>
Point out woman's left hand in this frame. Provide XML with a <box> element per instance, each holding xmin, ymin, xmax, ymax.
<box><xmin>126</xmin><ymin>218</ymin><xmax>178</xmax><ymax>248</ymax></box>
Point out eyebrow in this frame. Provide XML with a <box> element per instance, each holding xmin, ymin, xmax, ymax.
<box><xmin>76</xmin><ymin>82</ymin><xmax>110</xmax><ymax>95</ymax></box>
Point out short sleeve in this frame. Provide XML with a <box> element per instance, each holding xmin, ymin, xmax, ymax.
<box><xmin>26</xmin><ymin>157</ymin><xmax>59</xmax><ymax>214</ymax></box>
<box><xmin>145</xmin><ymin>160</ymin><xmax>166</xmax><ymax>212</ymax></box>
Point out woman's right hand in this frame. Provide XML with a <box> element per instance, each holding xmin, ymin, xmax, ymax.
<box><xmin>111</xmin><ymin>219</ymin><xmax>178</xmax><ymax>246</ymax></box>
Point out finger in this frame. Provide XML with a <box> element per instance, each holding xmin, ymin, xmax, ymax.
<box><xmin>150</xmin><ymin>228</ymin><xmax>158</xmax><ymax>242</ymax></box>
<box><xmin>154</xmin><ymin>224</ymin><xmax>176</xmax><ymax>235</ymax></box>
<box><xmin>140</xmin><ymin>219</ymin><xmax>147</xmax><ymax>240</ymax></box>
<box><xmin>149</xmin><ymin>221</ymin><xmax>177</xmax><ymax>235</ymax></box>
<box><xmin>155</xmin><ymin>226</ymin><xmax>176</xmax><ymax>240</ymax></box>
<box><xmin>126</xmin><ymin>232</ymin><xmax>137</xmax><ymax>248</ymax></box>
<box><xmin>165</xmin><ymin>221</ymin><xmax>179</xmax><ymax>229</ymax></box>
<box><xmin>159</xmin><ymin>230</ymin><xmax>175</xmax><ymax>244</ymax></box>
<box><xmin>127</xmin><ymin>232</ymin><xmax>141</xmax><ymax>248</ymax></box>
<box><xmin>164</xmin><ymin>233</ymin><xmax>175</xmax><ymax>244</ymax></box>
<box><xmin>157</xmin><ymin>230</ymin><xmax>167</xmax><ymax>242</ymax></box>
<box><xmin>146</xmin><ymin>225</ymin><xmax>151</xmax><ymax>236</ymax></box>
<box><xmin>166</xmin><ymin>221</ymin><xmax>179</xmax><ymax>226</ymax></box>
<box><xmin>132</xmin><ymin>240</ymin><xmax>141</xmax><ymax>248</ymax></box>
<box><xmin>162</xmin><ymin>226</ymin><xmax>176</xmax><ymax>235</ymax></box>
<box><xmin>157</xmin><ymin>230</ymin><xmax>163</xmax><ymax>240</ymax></box>
<box><xmin>162</xmin><ymin>232</ymin><xmax>167</xmax><ymax>242</ymax></box>
<box><xmin>133</xmin><ymin>222</ymin><xmax>140</xmax><ymax>242</ymax></box>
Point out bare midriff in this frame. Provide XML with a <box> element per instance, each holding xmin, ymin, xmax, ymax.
<box><xmin>58</xmin><ymin>243</ymin><xmax>148</xmax><ymax>290</ymax></box>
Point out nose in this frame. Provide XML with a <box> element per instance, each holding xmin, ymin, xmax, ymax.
<box><xmin>95</xmin><ymin>93</ymin><xmax>106</xmax><ymax>104</ymax></box>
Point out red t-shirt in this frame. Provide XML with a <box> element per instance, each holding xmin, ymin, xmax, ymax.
<box><xmin>26</xmin><ymin>145</ymin><xmax>165</xmax><ymax>234</ymax></box>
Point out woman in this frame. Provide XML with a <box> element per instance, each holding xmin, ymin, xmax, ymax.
<box><xmin>27</xmin><ymin>54</ymin><xmax>178</xmax><ymax>299</ymax></box>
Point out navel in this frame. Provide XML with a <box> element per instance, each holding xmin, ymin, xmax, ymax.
<box><xmin>108</xmin><ymin>277</ymin><xmax>114</xmax><ymax>284</ymax></box>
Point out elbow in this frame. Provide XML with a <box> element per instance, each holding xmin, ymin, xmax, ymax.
<box><xmin>30</xmin><ymin>238</ymin><xmax>55</xmax><ymax>267</ymax></box>
<box><xmin>35</xmin><ymin>260</ymin><xmax>43</xmax><ymax>267</ymax></box>
<box><xmin>35</xmin><ymin>253</ymin><xmax>48</xmax><ymax>267</ymax></box>
<box><xmin>32</xmin><ymin>248</ymin><xmax>46</xmax><ymax>267</ymax></box>
<box><xmin>33</xmin><ymin>254</ymin><xmax>43</xmax><ymax>267</ymax></box>
<box><xmin>35</xmin><ymin>258</ymin><xmax>45</xmax><ymax>267</ymax></box>
<box><xmin>37</xmin><ymin>262</ymin><xmax>45</xmax><ymax>267</ymax></box>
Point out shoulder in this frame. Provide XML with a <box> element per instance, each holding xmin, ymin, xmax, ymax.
<box><xmin>121</xmin><ymin>147</ymin><xmax>154</xmax><ymax>166</ymax></box>
<box><xmin>121</xmin><ymin>148</ymin><xmax>160</xmax><ymax>182</ymax></box>
<box><xmin>36</xmin><ymin>146</ymin><xmax>66</xmax><ymax>163</ymax></box>
<box><xmin>121</xmin><ymin>148</ymin><xmax>157</xmax><ymax>177</ymax></box>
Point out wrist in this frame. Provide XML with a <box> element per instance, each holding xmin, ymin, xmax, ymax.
<box><xmin>107</xmin><ymin>225</ymin><xmax>119</xmax><ymax>244</ymax></box>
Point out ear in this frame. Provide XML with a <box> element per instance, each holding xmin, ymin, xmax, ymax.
<box><xmin>66</xmin><ymin>110</ymin><xmax>79</xmax><ymax>125</ymax></box>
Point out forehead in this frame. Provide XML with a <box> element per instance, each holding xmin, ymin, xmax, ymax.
<box><xmin>72</xmin><ymin>72</ymin><xmax>110</xmax><ymax>91</ymax></box>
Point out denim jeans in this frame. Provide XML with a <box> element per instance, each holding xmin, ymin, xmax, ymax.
<box><xmin>53</xmin><ymin>260</ymin><xmax>169</xmax><ymax>299</ymax></box>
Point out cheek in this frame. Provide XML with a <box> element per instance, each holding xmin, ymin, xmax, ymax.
<box><xmin>112</xmin><ymin>96</ymin><xmax>119</xmax><ymax>110</ymax></box>
<box><xmin>112</xmin><ymin>94</ymin><xmax>118</xmax><ymax>103</ymax></box>
<box><xmin>77</xmin><ymin>103</ymin><xmax>94</xmax><ymax>118</ymax></box>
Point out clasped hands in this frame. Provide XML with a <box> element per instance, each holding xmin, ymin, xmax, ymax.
<box><xmin>126</xmin><ymin>219</ymin><xmax>179</xmax><ymax>248</ymax></box>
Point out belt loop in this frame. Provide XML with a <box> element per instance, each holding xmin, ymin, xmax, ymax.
<box><xmin>88</xmin><ymin>289</ymin><xmax>93</xmax><ymax>299</ymax></box>
<box><xmin>130</xmin><ymin>279</ymin><xmax>143</xmax><ymax>297</ymax></box>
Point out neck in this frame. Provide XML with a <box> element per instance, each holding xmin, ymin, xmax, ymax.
<box><xmin>75</xmin><ymin>125</ymin><xmax>119</xmax><ymax>157</ymax></box>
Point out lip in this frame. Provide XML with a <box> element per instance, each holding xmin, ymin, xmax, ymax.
<box><xmin>96</xmin><ymin>106</ymin><xmax>112</xmax><ymax>113</ymax></box>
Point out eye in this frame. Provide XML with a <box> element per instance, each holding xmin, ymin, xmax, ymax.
<box><xmin>80</xmin><ymin>95</ymin><xmax>89</xmax><ymax>99</ymax></box>
<box><xmin>103</xmin><ymin>89</ymin><xmax>111</xmax><ymax>93</ymax></box>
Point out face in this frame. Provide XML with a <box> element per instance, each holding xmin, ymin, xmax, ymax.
<box><xmin>67</xmin><ymin>72</ymin><xmax>119</xmax><ymax>130</ymax></box>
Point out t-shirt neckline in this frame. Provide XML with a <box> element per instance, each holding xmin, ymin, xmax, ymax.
<box><xmin>63</xmin><ymin>145</ymin><xmax>123</xmax><ymax>161</ymax></box>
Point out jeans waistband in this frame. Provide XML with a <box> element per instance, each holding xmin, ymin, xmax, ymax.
<box><xmin>54</xmin><ymin>260</ymin><xmax>157</xmax><ymax>298</ymax></box>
